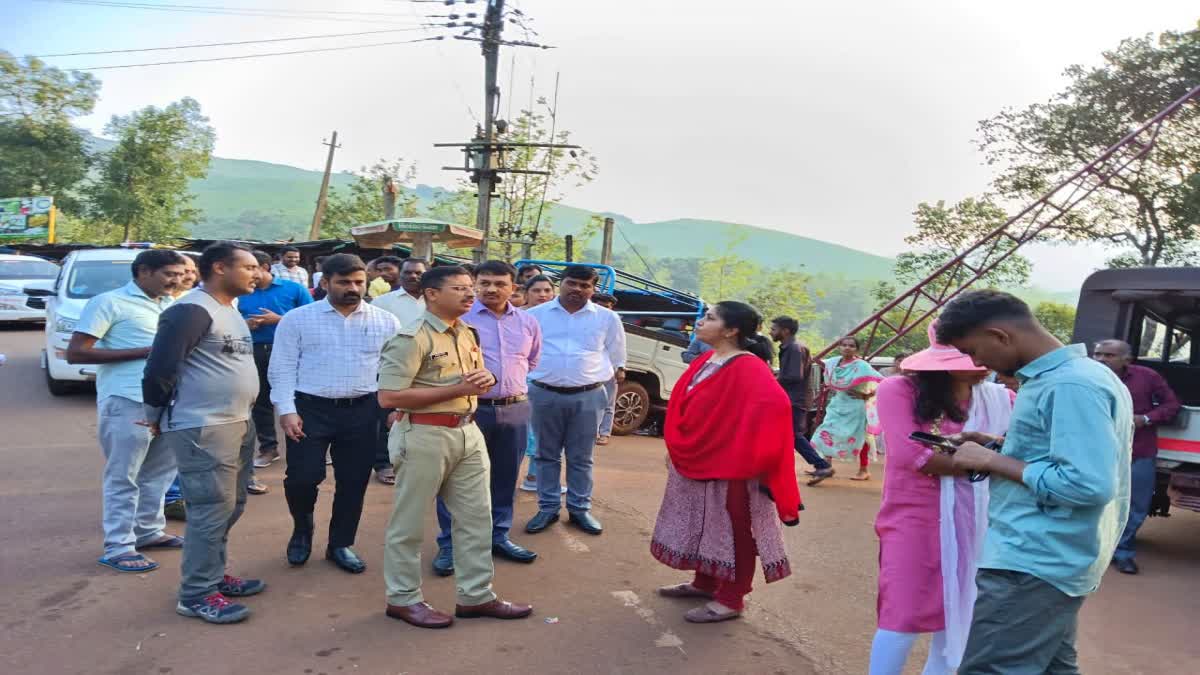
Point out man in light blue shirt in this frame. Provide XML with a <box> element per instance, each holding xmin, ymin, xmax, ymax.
<box><xmin>937</xmin><ymin>290</ymin><xmax>1132</xmax><ymax>674</ymax></box>
<box><xmin>68</xmin><ymin>249</ymin><xmax>188</xmax><ymax>573</ymax></box>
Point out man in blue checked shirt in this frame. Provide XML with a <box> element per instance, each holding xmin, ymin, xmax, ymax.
<box><xmin>936</xmin><ymin>290</ymin><xmax>1132</xmax><ymax>675</ymax></box>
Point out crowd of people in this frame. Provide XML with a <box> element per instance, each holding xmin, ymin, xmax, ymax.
<box><xmin>68</xmin><ymin>242</ymin><xmax>1180</xmax><ymax>672</ymax></box>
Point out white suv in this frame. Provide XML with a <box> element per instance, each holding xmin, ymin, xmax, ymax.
<box><xmin>25</xmin><ymin>247</ymin><xmax>197</xmax><ymax>396</ymax></box>
<box><xmin>0</xmin><ymin>253</ymin><xmax>59</xmax><ymax>323</ymax></box>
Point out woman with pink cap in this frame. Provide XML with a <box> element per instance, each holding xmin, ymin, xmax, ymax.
<box><xmin>868</xmin><ymin>322</ymin><xmax>1015</xmax><ymax>675</ymax></box>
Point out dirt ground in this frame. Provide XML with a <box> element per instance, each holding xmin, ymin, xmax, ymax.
<box><xmin>2</xmin><ymin>325</ymin><xmax>1198</xmax><ymax>674</ymax></box>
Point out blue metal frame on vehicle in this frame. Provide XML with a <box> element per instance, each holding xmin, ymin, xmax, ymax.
<box><xmin>514</xmin><ymin>259</ymin><xmax>705</xmax><ymax>322</ymax></box>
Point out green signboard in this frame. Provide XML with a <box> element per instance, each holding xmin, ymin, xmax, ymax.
<box><xmin>389</xmin><ymin>220</ymin><xmax>446</xmax><ymax>233</ymax></box>
<box><xmin>0</xmin><ymin>196</ymin><xmax>54</xmax><ymax>240</ymax></box>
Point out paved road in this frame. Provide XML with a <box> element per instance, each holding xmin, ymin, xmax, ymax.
<box><xmin>2</xmin><ymin>325</ymin><xmax>1198</xmax><ymax>674</ymax></box>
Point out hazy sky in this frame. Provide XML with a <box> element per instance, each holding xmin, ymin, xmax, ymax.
<box><xmin>5</xmin><ymin>1</ymin><xmax>1197</xmax><ymax>289</ymax></box>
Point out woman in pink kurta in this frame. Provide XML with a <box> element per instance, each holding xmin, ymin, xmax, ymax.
<box><xmin>869</xmin><ymin>323</ymin><xmax>1014</xmax><ymax>675</ymax></box>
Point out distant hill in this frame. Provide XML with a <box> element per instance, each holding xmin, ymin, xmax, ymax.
<box><xmin>82</xmin><ymin>137</ymin><xmax>1072</xmax><ymax>304</ymax></box>
<box><xmin>144</xmin><ymin>147</ymin><xmax>899</xmax><ymax>280</ymax></box>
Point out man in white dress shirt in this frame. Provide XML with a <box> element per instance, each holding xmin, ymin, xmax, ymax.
<box><xmin>372</xmin><ymin>258</ymin><xmax>428</xmax><ymax>326</ymax></box>
<box><xmin>523</xmin><ymin>265</ymin><xmax>626</xmax><ymax>537</ymax></box>
<box><xmin>368</xmin><ymin>256</ymin><xmax>428</xmax><ymax>484</ymax></box>
<box><xmin>268</xmin><ymin>254</ymin><xmax>401</xmax><ymax>574</ymax></box>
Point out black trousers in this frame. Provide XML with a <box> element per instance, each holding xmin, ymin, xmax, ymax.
<box><xmin>283</xmin><ymin>393</ymin><xmax>379</xmax><ymax>548</ymax></box>
<box><xmin>251</xmin><ymin>343</ymin><xmax>277</xmax><ymax>454</ymax></box>
<box><xmin>374</xmin><ymin>405</ymin><xmax>392</xmax><ymax>471</ymax></box>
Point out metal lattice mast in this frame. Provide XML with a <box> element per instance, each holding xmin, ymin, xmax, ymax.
<box><xmin>818</xmin><ymin>83</ymin><xmax>1200</xmax><ymax>359</ymax></box>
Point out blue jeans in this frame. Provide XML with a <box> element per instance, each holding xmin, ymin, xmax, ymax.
<box><xmin>165</xmin><ymin>476</ymin><xmax>183</xmax><ymax>505</ymax></box>
<box><xmin>1114</xmin><ymin>456</ymin><xmax>1156</xmax><ymax>562</ymax></box>
<box><xmin>598</xmin><ymin>378</ymin><xmax>617</xmax><ymax>437</ymax></box>
<box><xmin>530</xmin><ymin>384</ymin><xmax>607</xmax><ymax>514</ymax></box>
<box><xmin>436</xmin><ymin>401</ymin><xmax>530</xmax><ymax>550</ymax></box>
<box><xmin>791</xmin><ymin>404</ymin><xmax>831</xmax><ymax>470</ymax></box>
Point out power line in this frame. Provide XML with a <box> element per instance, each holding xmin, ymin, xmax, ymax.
<box><xmin>401</xmin><ymin>0</ymin><xmax>478</xmax><ymax>122</ymax></box>
<box><xmin>67</xmin><ymin>36</ymin><xmax>444</xmax><ymax>71</ymax></box>
<box><xmin>36</xmin><ymin>27</ymin><xmax>434</xmax><ymax>57</ymax></box>
<box><xmin>38</xmin><ymin>0</ymin><xmax>432</xmax><ymax>25</ymax></box>
<box><xmin>43</xmin><ymin>0</ymin><xmax>429</xmax><ymax>17</ymax></box>
<box><xmin>616</xmin><ymin>222</ymin><xmax>660</xmax><ymax>282</ymax></box>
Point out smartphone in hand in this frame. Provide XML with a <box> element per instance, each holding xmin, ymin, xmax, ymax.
<box><xmin>908</xmin><ymin>431</ymin><xmax>960</xmax><ymax>453</ymax></box>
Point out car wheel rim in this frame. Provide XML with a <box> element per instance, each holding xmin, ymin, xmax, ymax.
<box><xmin>615</xmin><ymin>391</ymin><xmax>645</xmax><ymax>427</ymax></box>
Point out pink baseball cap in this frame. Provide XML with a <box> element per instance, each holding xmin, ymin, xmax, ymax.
<box><xmin>898</xmin><ymin>321</ymin><xmax>987</xmax><ymax>372</ymax></box>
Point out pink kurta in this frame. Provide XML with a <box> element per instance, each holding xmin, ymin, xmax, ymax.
<box><xmin>874</xmin><ymin>376</ymin><xmax>965</xmax><ymax>632</ymax></box>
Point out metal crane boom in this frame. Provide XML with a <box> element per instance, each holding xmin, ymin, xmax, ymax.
<box><xmin>818</xmin><ymin>83</ymin><xmax>1200</xmax><ymax>359</ymax></box>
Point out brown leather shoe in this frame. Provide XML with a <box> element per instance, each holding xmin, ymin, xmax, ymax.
<box><xmin>385</xmin><ymin>602</ymin><xmax>454</xmax><ymax>629</ymax></box>
<box><xmin>455</xmin><ymin>599</ymin><xmax>533</xmax><ymax>620</ymax></box>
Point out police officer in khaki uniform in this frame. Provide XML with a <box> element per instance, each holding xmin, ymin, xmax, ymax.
<box><xmin>377</xmin><ymin>265</ymin><xmax>534</xmax><ymax>629</ymax></box>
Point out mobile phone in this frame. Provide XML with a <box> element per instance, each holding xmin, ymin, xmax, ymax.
<box><xmin>908</xmin><ymin>431</ymin><xmax>960</xmax><ymax>452</ymax></box>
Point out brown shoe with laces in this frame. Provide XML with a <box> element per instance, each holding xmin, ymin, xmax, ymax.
<box><xmin>386</xmin><ymin>602</ymin><xmax>454</xmax><ymax>629</ymax></box>
<box><xmin>455</xmin><ymin>599</ymin><xmax>533</xmax><ymax>620</ymax></box>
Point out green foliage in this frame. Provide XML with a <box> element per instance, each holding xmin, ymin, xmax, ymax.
<box><xmin>87</xmin><ymin>98</ymin><xmax>215</xmax><ymax>242</ymax></box>
<box><xmin>0</xmin><ymin>52</ymin><xmax>100</xmax><ymax>214</ymax></box>
<box><xmin>1033</xmin><ymin>301</ymin><xmax>1077</xmax><ymax>343</ymax></box>
<box><xmin>321</xmin><ymin>159</ymin><xmax>420</xmax><ymax>239</ymax></box>
<box><xmin>978</xmin><ymin>24</ymin><xmax>1200</xmax><ymax>267</ymax></box>
<box><xmin>895</xmin><ymin>197</ymin><xmax>1031</xmax><ymax>287</ymax></box>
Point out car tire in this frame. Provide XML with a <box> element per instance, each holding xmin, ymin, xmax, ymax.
<box><xmin>46</xmin><ymin>367</ymin><xmax>77</xmax><ymax>396</ymax></box>
<box><xmin>612</xmin><ymin>380</ymin><xmax>650</xmax><ymax>436</ymax></box>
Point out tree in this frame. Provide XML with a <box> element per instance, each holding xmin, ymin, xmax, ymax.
<box><xmin>978</xmin><ymin>24</ymin><xmax>1200</xmax><ymax>267</ymax></box>
<box><xmin>894</xmin><ymin>196</ymin><xmax>1032</xmax><ymax>287</ymax></box>
<box><xmin>88</xmin><ymin>98</ymin><xmax>215</xmax><ymax>242</ymax></box>
<box><xmin>745</xmin><ymin>269</ymin><xmax>823</xmax><ymax>347</ymax></box>
<box><xmin>321</xmin><ymin>159</ymin><xmax>420</xmax><ymax>239</ymax></box>
<box><xmin>0</xmin><ymin>52</ymin><xmax>100</xmax><ymax>214</ymax></box>
<box><xmin>1033</xmin><ymin>301</ymin><xmax>1077</xmax><ymax>343</ymax></box>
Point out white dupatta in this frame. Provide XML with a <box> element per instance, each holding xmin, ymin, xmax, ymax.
<box><xmin>939</xmin><ymin>381</ymin><xmax>1012</xmax><ymax>668</ymax></box>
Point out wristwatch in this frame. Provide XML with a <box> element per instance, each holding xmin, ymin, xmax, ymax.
<box><xmin>1142</xmin><ymin>415</ymin><xmax>1151</xmax><ymax>426</ymax></box>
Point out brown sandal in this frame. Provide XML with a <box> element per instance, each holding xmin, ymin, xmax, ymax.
<box><xmin>684</xmin><ymin>602</ymin><xmax>742</xmax><ymax>623</ymax></box>
<box><xmin>657</xmin><ymin>583</ymin><xmax>713</xmax><ymax>599</ymax></box>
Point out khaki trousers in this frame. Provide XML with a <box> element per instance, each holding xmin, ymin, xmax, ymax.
<box><xmin>383</xmin><ymin>417</ymin><xmax>496</xmax><ymax>607</ymax></box>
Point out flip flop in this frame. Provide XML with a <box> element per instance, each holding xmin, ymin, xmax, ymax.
<box><xmin>140</xmin><ymin>534</ymin><xmax>185</xmax><ymax>549</ymax></box>
<box><xmin>98</xmin><ymin>552</ymin><xmax>159</xmax><ymax>573</ymax></box>
<box><xmin>657</xmin><ymin>583</ymin><xmax>714</xmax><ymax>599</ymax></box>
<box><xmin>850</xmin><ymin>474</ymin><xmax>871</xmax><ymax>482</ymax></box>
<box><xmin>684</xmin><ymin>602</ymin><xmax>742</xmax><ymax>623</ymax></box>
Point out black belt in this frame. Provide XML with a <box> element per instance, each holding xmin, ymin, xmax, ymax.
<box><xmin>532</xmin><ymin>381</ymin><xmax>605</xmax><ymax>395</ymax></box>
<box><xmin>477</xmin><ymin>395</ymin><xmax>528</xmax><ymax>407</ymax></box>
<box><xmin>296</xmin><ymin>392</ymin><xmax>373</xmax><ymax>407</ymax></box>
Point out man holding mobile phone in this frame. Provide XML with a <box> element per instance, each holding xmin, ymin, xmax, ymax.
<box><xmin>935</xmin><ymin>291</ymin><xmax>1132</xmax><ymax>674</ymax></box>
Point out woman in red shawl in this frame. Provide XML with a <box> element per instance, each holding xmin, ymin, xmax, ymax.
<box><xmin>651</xmin><ymin>301</ymin><xmax>801</xmax><ymax>623</ymax></box>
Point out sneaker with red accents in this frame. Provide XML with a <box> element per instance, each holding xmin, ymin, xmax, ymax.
<box><xmin>218</xmin><ymin>574</ymin><xmax>266</xmax><ymax>598</ymax></box>
<box><xmin>176</xmin><ymin>592</ymin><xmax>250</xmax><ymax>624</ymax></box>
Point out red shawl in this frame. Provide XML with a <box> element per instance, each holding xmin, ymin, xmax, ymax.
<box><xmin>665</xmin><ymin>351</ymin><xmax>802</xmax><ymax>522</ymax></box>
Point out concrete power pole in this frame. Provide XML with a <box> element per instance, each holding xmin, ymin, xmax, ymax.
<box><xmin>600</xmin><ymin>217</ymin><xmax>615</xmax><ymax>265</ymax></box>
<box><xmin>308</xmin><ymin>131</ymin><xmax>340</xmax><ymax>241</ymax></box>
<box><xmin>472</xmin><ymin>0</ymin><xmax>506</xmax><ymax>263</ymax></box>
<box><xmin>382</xmin><ymin>175</ymin><xmax>397</xmax><ymax>219</ymax></box>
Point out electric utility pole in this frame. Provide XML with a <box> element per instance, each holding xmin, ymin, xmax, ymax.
<box><xmin>472</xmin><ymin>0</ymin><xmax>505</xmax><ymax>262</ymax></box>
<box><xmin>308</xmin><ymin>131</ymin><xmax>340</xmax><ymax>240</ymax></box>
<box><xmin>435</xmin><ymin>1</ymin><xmax>579</xmax><ymax>263</ymax></box>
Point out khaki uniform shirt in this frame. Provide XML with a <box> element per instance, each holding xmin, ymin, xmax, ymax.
<box><xmin>378</xmin><ymin>310</ymin><xmax>483</xmax><ymax>414</ymax></box>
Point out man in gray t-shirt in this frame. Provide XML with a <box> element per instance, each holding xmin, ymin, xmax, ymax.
<box><xmin>142</xmin><ymin>242</ymin><xmax>264</xmax><ymax>625</ymax></box>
